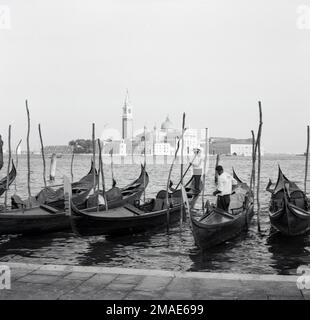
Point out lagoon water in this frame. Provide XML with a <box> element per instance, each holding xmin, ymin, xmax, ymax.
<box><xmin>0</xmin><ymin>154</ymin><xmax>309</xmax><ymax>275</ymax></box>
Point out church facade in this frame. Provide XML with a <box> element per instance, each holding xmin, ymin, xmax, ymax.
<box><xmin>100</xmin><ymin>91</ymin><xmax>255</xmax><ymax>157</ymax></box>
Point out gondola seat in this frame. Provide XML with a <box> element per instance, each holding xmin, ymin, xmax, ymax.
<box><xmin>290</xmin><ymin>191</ymin><xmax>307</xmax><ymax>209</ymax></box>
<box><xmin>153</xmin><ymin>199</ymin><xmax>168</xmax><ymax>212</ymax></box>
<box><xmin>272</xmin><ymin>199</ymin><xmax>283</xmax><ymax>211</ymax></box>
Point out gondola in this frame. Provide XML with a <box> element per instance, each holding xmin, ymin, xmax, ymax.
<box><xmin>268</xmin><ymin>167</ymin><xmax>310</xmax><ymax>236</ymax></box>
<box><xmin>189</xmin><ymin>170</ymin><xmax>254</xmax><ymax>249</ymax></box>
<box><xmin>35</xmin><ymin>161</ymin><xmax>98</xmax><ymax>209</ymax></box>
<box><xmin>0</xmin><ymin>165</ymin><xmax>148</xmax><ymax>235</ymax></box>
<box><xmin>0</xmin><ymin>161</ymin><xmax>17</xmax><ymax>197</ymax></box>
<box><xmin>69</xmin><ymin>174</ymin><xmax>202</xmax><ymax>237</ymax></box>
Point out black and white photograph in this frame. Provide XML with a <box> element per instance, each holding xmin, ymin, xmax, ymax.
<box><xmin>1</xmin><ymin>0</ymin><xmax>310</xmax><ymax>310</ymax></box>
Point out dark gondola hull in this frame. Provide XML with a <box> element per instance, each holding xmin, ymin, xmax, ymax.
<box><xmin>71</xmin><ymin>204</ymin><xmax>184</xmax><ymax>237</ymax></box>
<box><xmin>0</xmin><ymin>207</ymin><xmax>69</xmax><ymax>235</ymax></box>
<box><xmin>189</xmin><ymin>170</ymin><xmax>254</xmax><ymax>250</ymax></box>
<box><xmin>0</xmin><ymin>161</ymin><xmax>17</xmax><ymax>196</ymax></box>
<box><xmin>190</xmin><ymin>205</ymin><xmax>254</xmax><ymax>249</ymax></box>
<box><xmin>268</xmin><ymin>167</ymin><xmax>310</xmax><ymax>236</ymax></box>
<box><xmin>70</xmin><ymin>175</ymin><xmax>202</xmax><ymax>237</ymax></box>
<box><xmin>269</xmin><ymin>204</ymin><xmax>310</xmax><ymax>236</ymax></box>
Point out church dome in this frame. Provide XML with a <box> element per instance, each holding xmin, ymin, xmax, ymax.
<box><xmin>161</xmin><ymin>116</ymin><xmax>174</xmax><ymax>130</ymax></box>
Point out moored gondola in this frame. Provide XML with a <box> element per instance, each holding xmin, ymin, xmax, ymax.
<box><xmin>0</xmin><ymin>160</ymin><xmax>17</xmax><ymax>197</ymax></box>
<box><xmin>35</xmin><ymin>161</ymin><xmax>98</xmax><ymax>209</ymax></box>
<box><xmin>189</xmin><ymin>171</ymin><xmax>254</xmax><ymax>249</ymax></box>
<box><xmin>268</xmin><ymin>167</ymin><xmax>310</xmax><ymax>236</ymax></box>
<box><xmin>0</xmin><ymin>165</ymin><xmax>148</xmax><ymax>235</ymax></box>
<box><xmin>69</xmin><ymin>174</ymin><xmax>202</xmax><ymax>237</ymax></box>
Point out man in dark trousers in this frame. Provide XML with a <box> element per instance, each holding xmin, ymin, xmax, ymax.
<box><xmin>213</xmin><ymin>165</ymin><xmax>237</xmax><ymax>211</ymax></box>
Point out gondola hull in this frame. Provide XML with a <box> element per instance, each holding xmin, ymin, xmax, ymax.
<box><xmin>0</xmin><ymin>161</ymin><xmax>17</xmax><ymax>196</ymax></box>
<box><xmin>189</xmin><ymin>171</ymin><xmax>254</xmax><ymax>250</ymax></box>
<box><xmin>269</xmin><ymin>204</ymin><xmax>310</xmax><ymax>236</ymax></box>
<box><xmin>0</xmin><ymin>206</ymin><xmax>70</xmax><ymax>235</ymax></box>
<box><xmin>70</xmin><ymin>203</ymin><xmax>184</xmax><ymax>237</ymax></box>
<box><xmin>70</xmin><ymin>176</ymin><xmax>201</xmax><ymax>237</ymax></box>
<box><xmin>268</xmin><ymin>167</ymin><xmax>310</xmax><ymax>236</ymax></box>
<box><xmin>190</xmin><ymin>205</ymin><xmax>254</xmax><ymax>249</ymax></box>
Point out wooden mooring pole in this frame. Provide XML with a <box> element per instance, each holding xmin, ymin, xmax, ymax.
<box><xmin>14</xmin><ymin>139</ymin><xmax>22</xmax><ymax>192</ymax></box>
<box><xmin>215</xmin><ymin>154</ymin><xmax>220</xmax><ymax>183</ymax></box>
<box><xmin>305</xmin><ymin>125</ymin><xmax>309</xmax><ymax>194</ymax></box>
<box><xmin>0</xmin><ymin>134</ymin><xmax>3</xmax><ymax>171</ymax></box>
<box><xmin>92</xmin><ymin>123</ymin><xmax>96</xmax><ymax>191</ymax></box>
<box><xmin>180</xmin><ymin>113</ymin><xmax>186</xmax><ymax>224</ymax></box>
<box><xmin>143</xmin><ymin>126</ymin><xmax>147</xmax><ymax>204</ymax></box>
<box><xmin>202</xmin><ymin>128</ymin><xmax>209</xmax><ymax>212</ymax></box>
<box><xmin>250</xmin><ymin>130</ymin><xmax>256</xmax><ymax>195</ymax></box>
<box><xmin>4</xmin><ymin>125</ymin><xmax>11</xmax><ymax>208</ymax></box>
<box><xmin>255</xmin><ymin>101</ymin><xmax>263</xmax><ymax>232</ymax></box>
<box><xmin>25</xmin><ymin>100</ymin><xmax>32</xmax><ymax>205</ymax></box>
<box><xmin>38</xmin><ymin>124</ymin><xmax>47</xmax><ymax>188</ymax></box>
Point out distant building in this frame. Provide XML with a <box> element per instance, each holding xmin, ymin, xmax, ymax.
<box><xmin>230</xmin><ymin>144</ymin><xmax>253</xmax><ymax>156</ymax></box>
<box><xmin>122</xmin><ymin>89</ymin><xmax>133</xmax><ymax>140</ymax></box>
<box><xmin>209</xmin><ymin>137</ymin><xmax>253</xmax><ymax>155</ymax></box>
<box><xmin>154</xmin><ymin>143</ymin><xmax>172</xmax><ymax>156</ymax></box>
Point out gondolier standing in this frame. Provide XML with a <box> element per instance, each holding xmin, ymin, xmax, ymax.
<box><xmin>191</xmin><ymin>148</ymin><xmax>203</xmax><ymax>191</ymax></box>
<box><xmin>213</xmin><ymin>165</ymin><xmax>237</xmax><ymax>211</ymax></box>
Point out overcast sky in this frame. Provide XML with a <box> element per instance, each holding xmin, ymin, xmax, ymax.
<box><xmin>0</xmin><ymin>0</ymin><xmax>309</xmax><ymax>153</ymax></box>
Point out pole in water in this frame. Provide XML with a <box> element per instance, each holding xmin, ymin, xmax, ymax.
<box><xmin>305</xmin><ymin>125</ymin><xmax>310</xmax><ymax>194</ymax></box>
<box><xmin>4</xmin><ymin>125</ymin><xmax>12</xmax><ymax>209</ymax></box>
<box><xmin>92</xmin><ymin>123</ymin><xmax>96</xmax><ymax>191</ymax></box>
<box><xmin>215</xmin><ymin>154</ymin><xmax>220</xmax><ymax>183</ymax></box>
<box><xmin>250</xmin><ymin>130</ymin><xmax>256</xmax><ymax>195</ymax></box>
<box><xmin>14</xmin><ymin>139</ymin><xmax>22</xmax><ymax>192</ymax></box>
<box><xmin>70</xmin><ymin>145</ymin><xmax>75</xmax><ymax>182</ymax></box>
<box><xmin>25</xmin><ymin>100</ymin><xmax>32</xmax><ymax>205</ymax></box>
<box><xmin>202</xmin><ymin>128</ymin><xmax>209</xmax><ymax>212</ymax></box>
<box><xmin>38</xmin><ymin>124</ymin><xmax>47</xmax><ymax>188</ymax></box>
<box><xmin>180</xmin><ymin>112</ymin><xmax>186</xmax><ymax>224</ymax></box>
<box><xmin>49</xmin><ymin>153</ymin><xmax>57</xmax><ymax>181</ymax></box>
<box><xmin>0</xmin><ymin>134</ymin><xmax>3</xmax><ymax>171</ymax></box>
<box><xmin>143</xmin><ymin>125</ymin><xmax>147</xmax><ymax>204</ymax></box>
<box><xmin>256</xmin><ymin>101</ymin><xmax>263</xmax><ymax>232</ymax></box>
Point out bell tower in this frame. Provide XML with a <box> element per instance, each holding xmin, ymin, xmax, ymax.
<box><xmin>122</xmin><ymin>89</ymin><xmax>133</xmax><ymax>140</ymax></box>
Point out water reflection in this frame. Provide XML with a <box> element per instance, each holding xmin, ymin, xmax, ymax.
<box><xmin>266</xmin><ymin>231</ymin><xmax>310</xmax><ymax>275</ymax></box>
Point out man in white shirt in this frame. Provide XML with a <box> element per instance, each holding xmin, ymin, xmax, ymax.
<box><xmin>213</xmin><ymin>165</ymin><xmax>238</xmax><ymax>211</ymax></box>
<box><xmin>191</xmin><ymin>148</ymin><xmax>202</xmax><ymax>191</ymax></box>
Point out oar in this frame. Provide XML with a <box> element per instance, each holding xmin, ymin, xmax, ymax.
<box><xmin>174</xmin><ymin>153</ymin><xmax>197</xmax><ymax>190</ymax></box>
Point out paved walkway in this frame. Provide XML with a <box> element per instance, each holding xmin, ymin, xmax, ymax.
<box><xmin>0</xmin><ymin>262</ymin><xmax>309</xmax><ymax>300</ymax></box>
